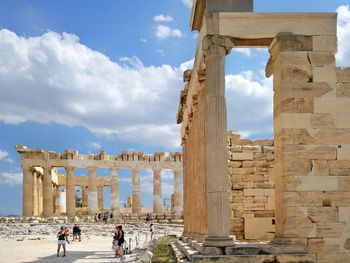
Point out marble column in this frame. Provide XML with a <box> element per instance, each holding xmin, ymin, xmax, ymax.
<box><xmin>153</xmin><ymin>168</ymin><xmax>162</xmax><ymax>214</ymax></box>
<box><xmin>98</xmin><ymin>185</ymin><xmax>104</xmax><ymax>210</ymax></box>
<box><xmin>203</xmin><ymin>35</ymin><xmax>233</xmax><ymax>246</ymax></box>
<box><xmin>66</xmin><ymin>166</ymin><xmax>76</xmax><ymax>217</ymax></box>
<box><xmin>32</xmin><ymin>172</ymin><xmax>38</xmax><ymax>216</ymax></box>
<box><xmin>43</xmin><ymin>166</ymin><xmax>53</xmax><ymax>217</ymax></box>
<box><xmin>88</xmin><ymin>167</ymin><xmax>98</xmax><ymax>214</ymax></box>
<box><xmin>38</xmin><ymin>175</ymin><xmax>43</xmax><ymax>216</ymax></box>
<box><xmin>132</xmin><ymin>168</ymin><xmax>141</xmax><ymax>215</ymax></box>
<box><xmin>22</xmin><ymin>165</ymin><xmax>33</xmax><ymax>217</ymax></box>
<box><xmin>82</xmin><ymin>185</ymin><xmax>88</xmax><ymax>208</ymax></box>
<box><xmin>173</xmin><ymin>169</ymin><xmax>183</xmax><ymax>216</ymax></box>
<box><xmin>110</xmin><ymin>167</ymin><xmax>120</xmax><ymax>218</ymax></box>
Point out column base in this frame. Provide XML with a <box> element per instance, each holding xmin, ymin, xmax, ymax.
<box><xmin>203</xmin><ymin>236</ymin><xmax>234</xmax><ymax>247</ymax></box>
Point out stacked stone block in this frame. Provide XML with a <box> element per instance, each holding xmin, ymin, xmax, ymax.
<box><xmin>227</xmin><ymin>131</ymin><xmax>275</xmax><ymax>240</ymax></box>
<box><xmin>268</xmin><ymin>33</ymin><xmax>350</xmax><ymax>262</ymax></box>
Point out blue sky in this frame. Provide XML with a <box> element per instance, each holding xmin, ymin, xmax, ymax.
<box><xmin>0</xmin><ymin>0</ymin><xmax>349</xmax><ymax>215</ymax></box>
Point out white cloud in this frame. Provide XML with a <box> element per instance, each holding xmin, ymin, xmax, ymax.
<box><xmin>234</xmin><ymin>48</ymin><xmax>252</xmax><ymax>57</ymax></box>
<box><xmin>181</xmin><ymin>0</ymin><xmax>192</xmax><ymax>8</ymax></box>
<box><xmin>153</xmin><ymin>14</ymin><xmax>173</xmax><ymax>22</ymax></box>
<box><xmin>140</xmin><ymin>38</ymin><xmax>148</xmax><ymax>43</ymax></box>
<box><xmin>0</xmin><ymin>149</ymin><xmax>13</xmax><ymax>163</ymax></box>
<box><xmin>225</xmin><ymin>70</ymin><xmax>273</xmax><ymax>138</ymax></box>
<box><xmin>0</xmin><ymin>29</ymin><xmax>193</xmax><ymax>148</ymax></box>
<box><xmin>0</xmin><ymin>171</ymin><xmax>22</xmax><ymax>185</ymax></box>
<box><xmin>154</xmin><ymin>25</ymin><xmax>183</xmax><ymax>40</ymax></box>
<box><xmin>336</xmin><ymin>5</ymin><xmax>350</xmax><ymax>67</ymax></box>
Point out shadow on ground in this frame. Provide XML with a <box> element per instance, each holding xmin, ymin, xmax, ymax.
<box><xmin>23</xmin><ymin>250</ymin><xmax>139</xmax><ymax>263</ymax></box>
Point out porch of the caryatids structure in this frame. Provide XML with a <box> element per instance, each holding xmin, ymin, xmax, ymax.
<box><xmin>173</xmin><ymin>169</ymin><xmax>183</xmax><ymax>216</ymax></box>
<box><xmin>66</xmin><ymin>166</ymin><xmax>76</xmax><ymax>217</ymax></box>
<box><xmin>88</xmin><ymin>167</ymin><xmax>98</xmax><ymax>214</ymax></box>
<box><xmin>131</xmin><ymin>167</ymin><xmax>141</xmax><ymax>215</ymax></box>
<box><xmin>153</xmin><ymin>167</ymin><xmax>162</xmax><ymax>214</ymax></box>
<box><xmin>202</xmin><ymin>35</ymin><xmax>234</xmax><ymax>246</ymax></box>
<box><xmin>110</xmin><ymin>167</ymin><xmax>120</xmax><ymax>218</ymax></box>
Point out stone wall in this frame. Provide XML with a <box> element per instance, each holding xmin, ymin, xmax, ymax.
<box><xmin>227</xmin><ymin>131</ymin><xmax>275</xmax><ymax>240</ymax></box>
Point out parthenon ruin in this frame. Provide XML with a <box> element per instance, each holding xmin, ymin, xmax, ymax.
<box><xmin>16</xmin><ymin>145</ymin><xmax>183</xmax><ymax>219</ymax></box>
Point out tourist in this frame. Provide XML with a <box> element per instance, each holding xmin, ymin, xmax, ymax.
<box><xmin>150</xmin><ymin>223</ymin><xmax>154</xmax><ymax>240</ymax></box>
<box><xmin>116</xmin><ymin>225</ymin><xmax>125</xmax><ymax>256</ymax></box>
<box><xmin>110</xmin><ymin>211</ymin><xmax>114</xmax><ymax>220</ymax></box>
<box><xmin>94</xmin><ymin>213</ymin><xmax>98</xmax><ymax>223</ymax></box>
<box><xmin>72</xmin><ymin>224</ymin><xmax>81</xmax><ymax>242</ymax></box>
<box><xmin>98</xmin><ymin>213</ymin><xmax>101</xmax><ymax>222</ymax></box>
<box><xmin>57</xmin><ymin>226</ymin><xmax>67</xmax><ymax>257</ymax></box>
<box><xmin>112</xmin><ymin>226</ymin><xmax>120</xmax><ymax>257</ymax></box>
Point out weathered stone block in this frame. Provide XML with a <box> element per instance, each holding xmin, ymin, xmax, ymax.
<box><xmin>315</xmin><ymin>192</ymin><xmax>350</xmax><ymax>206</ymax></box>
<box><xmin>314</xmin><ymin>98</ymin><xmax>350</xmax><ymax>113</ymax></box>
<box><xmin>313</xmin><ymin>129</ymin><xmax>350</xmax><ymax>144</ymax></box>
<box><xmin>337</xmin><ymin>145</ymin><xmax>350</xmax><ymax>160</ymax></box>
<box><xmin>231</xmin><ymin>152</ymin><xmax>254</xmax><ymax>160</ymax></box>
<box><xmin>281</xmin><ymin>66</ymin><xmax>312</xmax><ymax>82</ymax></box>
<box><xmin>312</xmin><ymin>35</ymin><xmax>337</xmax><ymax>52</ymax></box>
<box><xmin>335</xmin><ymin>114</ymin><xmax>350</xmax><ymax>128</ymax></box>
<box><xmin>281</xmin><ymin>128</ymin><xmax>314</xmax><ymax>144</ymax></box>
<box><xmin>281</xmin><ymin>82</ymin><xmax>332</xmax><ymax>99</ymax></box>
<box><xmin>244</xmin><ymin>189</ymin><xmax>265</xmax><ymax>196</ymax></box>
<box><xmin>308</xmin><ymin>52</ymin><xmax>335</xmax><ymax>66</ymax></box>
<box><xmin>230</xmin><ymin>145</ymin><xmax>243</xmax><ymax>152</ymax></box>
<box><xmin>230</xmin><ymin>168</ymin><xmax>254</xmax><ymax>175</ymax></box>
<box><xmin>328</xmin><ymin>160</ymin><xmax>350</xmax><ymax>176</ymax></box>
<box><xmin>311</xmin><ymin>160</ymin><xmax>329</xmax><ymax>176</ymax></box>
<box><xmin>277</xmin><ymin>98</ymin><xmax>314</xmax><ymax>114</ymax></box>
<box><xmin>244</xmin><ymin>217</ymin><xmax>275</xmax><ymax>240</ymax></box>
<box><xmin>242</xmin><ymin>145</ymin><xmax>262</xmax><ymax>152</ymax></box>
<box><xmin>243</xmin><ymin>203</ymin><xmax>265</xmax><ymax>211</ymax></box>
<box><xmin>307</xmin><ymin>207</ymin><xmax>338</xmax><ymax>222</ymax></box>
<box><xmin>307</xmin><ymin>238</ymin><xmax>340</xmax><ymax>254</ymax></box>
<box><xmin>275</xmin><ymin>255</ymin><xmax>315</xmax><ymax>263</ymax></box>
<box><xmin>311</xmin><ymin>113</ymin><xmax>335</xmax><ymax>128</ymax></box>
<box><xmin>283</xmin><ymin>145</ymin><xmax>336</xmax><ymax>160</ymax></box>
<box><xmin>253</xmin><ymin>139</ymin><xmax>273</xmax><ymax>146</ymax></box>
<box><xmin>316</xmin><ymin>222</ymin><xmax>345</xmax><ymax>237</ymax></box>
<box><xmin>284</xmin><ymin>176</ymin><xmax>338</xmax><ymax>191</ymax></box>
<box><xmin>313</xmin><ymin>66</ymin><xmax>337</xmax><ymax>82</ymax></box>
<box><xmin>338</xmin><ymin>177</ymin><xmax>350</xmax><ymax>191</ymax></box>
<box><xmin>243</xmin><ymin>174</ymin><xmax>266</xmax><ymax>182</ymax></box>
<box><xmin>229</xmin><ymin>161</ymin><xmax>243</xmax><ymax>168</ymax></box>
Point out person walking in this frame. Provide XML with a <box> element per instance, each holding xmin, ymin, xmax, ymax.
<box><xmin>57</xmin><ymin>226</ymin><xmax>67</xmax><ymax>257</ymax></box>
<box><xmin>150</xmin><ymin>223</ymin><xmax>154</xmax><ymax>240</ymax></box>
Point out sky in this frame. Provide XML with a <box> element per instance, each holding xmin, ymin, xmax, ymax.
<box><xmin>0</xmin><ymin>0</ymin><xmax>349</xmax><ymax>215</ymax></box>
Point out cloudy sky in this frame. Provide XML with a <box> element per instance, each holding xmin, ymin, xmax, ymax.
<box><xmin>0</xmin><ymin>0</ymin><xmax>349</xmax><ymax>215</ymax></box>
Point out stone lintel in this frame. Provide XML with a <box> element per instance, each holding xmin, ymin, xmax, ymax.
<box><xmin>266</xmin><ymin>33</ymin><xmax>313</xmax><ymax>77</ymax></box>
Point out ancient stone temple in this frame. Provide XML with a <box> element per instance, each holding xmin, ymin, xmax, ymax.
<box><xmin>176</xmin><ymin>0</ymin><xmax>350</xmax><ymax>262</ymax></box>
<box><xmin>17</xmin><ymin>146</ymin><xmax>183</xmax><ymax>219</ymax></box>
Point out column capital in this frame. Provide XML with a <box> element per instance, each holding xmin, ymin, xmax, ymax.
<box><xmin>202</xmin><ymin>35</ymin><xmax>234</xmax><ymax>59</ymax></box>
<box><xmin>266</xmin><ymin>33</ymin><xmax>313</xmax><ymax>77</ymax></box>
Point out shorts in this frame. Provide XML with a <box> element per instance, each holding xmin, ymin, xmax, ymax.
<box><xmin>73</xmin><ymin>233</ymin><xmax>79</xmax><ymax>237</ymax></box>
<box><xmin>112</xmin><ymin>244</ymin><xmax>119</xmax><ymax>251</ymax></box>
<box><xmin>57</xmin><ymin>240</ymin><xmax>66</xmax><ymax>245</ymax></box>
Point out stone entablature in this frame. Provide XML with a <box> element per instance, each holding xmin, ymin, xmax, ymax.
<box><xmin>17</xmin><ymin>146</ymin><xmax>183</xmax><ymax>219</ymax></box>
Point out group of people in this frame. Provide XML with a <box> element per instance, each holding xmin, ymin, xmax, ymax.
<box><xmin>57</xmin><ymin>222</ymin><xmax>156</xmax><ymax>258</ymax></box>
<box><xmin>94</xmin><ymin>211</ymin><xmax>113</xmax><ymax>223</ymax></box>
<box><xmin>56</xmin><ymin>224</ymin><xmax>81</xmax><ymax>257</ymax></box>
<box><xmin>112</xmin><ymin>225</ymin><xmax>125</xmax><ymax>257</ymax></box>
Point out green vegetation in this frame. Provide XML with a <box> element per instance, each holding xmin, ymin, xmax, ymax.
<box><xmin>151</xmin><ymin>236</ymin><xmax>177</xmax><ymax>263</ymax></box>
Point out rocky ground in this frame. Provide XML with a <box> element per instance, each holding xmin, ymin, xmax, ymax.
<box><xmin>0</xmin><ymin>221</ymin><xmax>183</xmax><ymax>263</ymax></box>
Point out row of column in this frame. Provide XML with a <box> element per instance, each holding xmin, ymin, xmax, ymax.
<box><xmin>22</xmin><ymin>165</ymin><xmax>183</xmax><ymax>217</ymax></box>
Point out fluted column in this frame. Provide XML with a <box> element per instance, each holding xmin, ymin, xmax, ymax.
<box><xmin>88</xmin><ymin>167</ymin><xmax>98</xmax><ymax>214</ymax></box>
<box><xmin>32</xmin><ymin>172</ymin><xmax>38</xmax><ymax>216</ymax></box>
<box><xmin>153</xmin><ymin>168</ymin><xmax>162</xmax><ymax>214</ymax></box>
<box><xmin>203</xmin><ymin>35</ymin><xmax>233</xmax><ymax>246</ymax></box>
<box><xmin>66</xmin><ymin>166</ymin><xmax>76</xmax><ymax>217</ymax></box>
<box><xmin>82</xmin><ymin>185</ymin><xmax>88</xmax><ymax>208</ymax></box>
<box><xmin>22</xmin><ymin>165</ymin><xmax>33</xmax><ymax>216</ymax></box>
<box><xmin>38</xmin><ymin>175</ymin><xmax>43</xmax><ymax>216</ymax></box>
<box><xmin>98</xmin><ymin>185</ymin><xmax>104</xmax><ymax>210</ymax></box>
<box><xmin>132</xmin><ymin>168</ymin><xmax>141</xmax><ymax>215</ymax></box>
<box><xmin>110</xmin><ymin>167</ymin><xmax>120</xmax><ymax>218</ymax></box>
<box><xmin>173</xmin><ymin>169</ymin><xmax>183</xmax><ymax>216</ymax></box>
<box><xmin>43</xmin><ymin>166</ymin><xmax>53</xmax><ymax>217</ymax></box>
